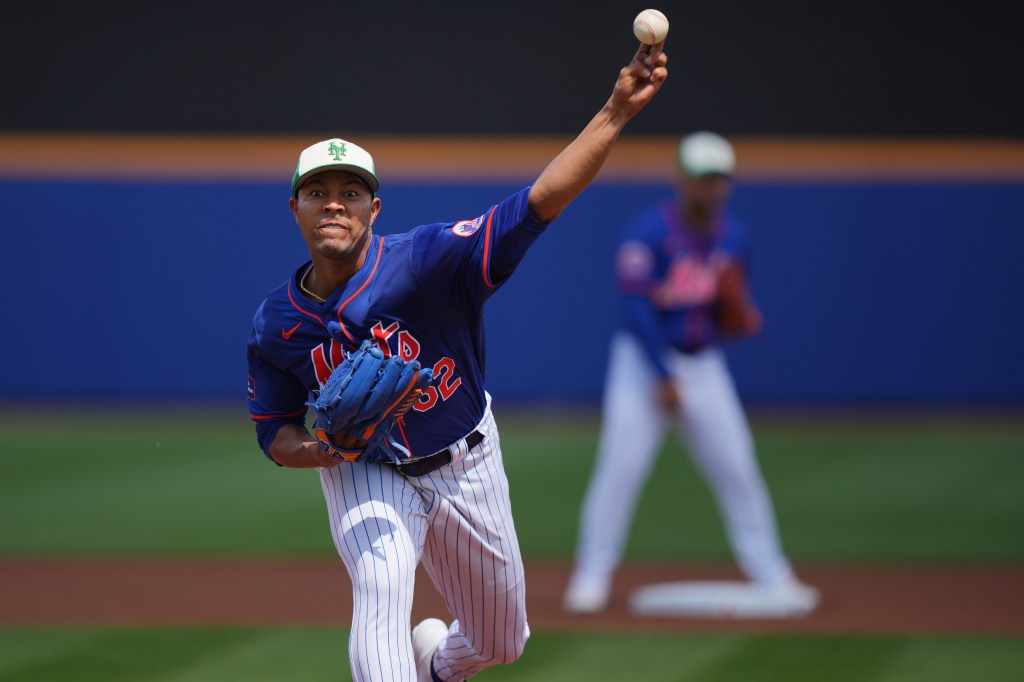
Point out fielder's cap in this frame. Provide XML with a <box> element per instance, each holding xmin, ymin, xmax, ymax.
<box><xmin>678</xmin><ymin>131</ymin><xmax>735</xmax><ymax>178</ymax></box>
<box><xmin>291</xmin><ymin>138</ymin><xmax>380</xmax><ymax>197</ymax></box>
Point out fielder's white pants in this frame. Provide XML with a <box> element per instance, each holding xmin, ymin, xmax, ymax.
<box><xmin>572</xmin><ymin>332</ymin><xmax>796</xmax><ymax>587</ymax></box>
<box><xmin>318</xmin><ymin>396</ymin><xmax>528</xmax><ymax>682</ymax></box>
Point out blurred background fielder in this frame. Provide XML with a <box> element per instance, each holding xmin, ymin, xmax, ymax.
<box><xmin>564</xmin><ymin>132</ymin><xmax>819</xmax><ymax>616</ymax></box>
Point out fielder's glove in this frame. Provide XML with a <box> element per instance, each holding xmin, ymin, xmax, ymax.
<box><xmin>714</xmin><ymin>262</ymin><xmax>763</xmax><ymax>338</ymax></box>
<box><xmin>309</xmin><ymin>339</ymin><xmax>434</xmax><ymax>464</ymax></box>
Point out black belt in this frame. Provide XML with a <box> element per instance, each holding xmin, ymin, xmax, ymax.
<box><xmin>389</xmin><ymin>429</ymin><xmax>485</xmax><ymax>478</ymax></box>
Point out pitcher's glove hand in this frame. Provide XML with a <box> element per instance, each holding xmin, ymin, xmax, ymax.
<box><xmin>309</xmin><ymin>339</ymin><xmax>434</xmax><ymax>464</ymax></box>
<box><xmin>715</xmin><ymin>262</ymin><xmax>763</xmax><ymax>338</ymax></box>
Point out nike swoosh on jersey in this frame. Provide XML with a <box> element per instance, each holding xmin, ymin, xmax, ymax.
<box><xmin>281</xmin><ymin>322</ymin><xmax>302</xmax><ymax>340</ymax></box>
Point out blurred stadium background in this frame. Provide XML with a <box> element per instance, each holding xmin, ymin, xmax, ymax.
<box><xmin>1</xmin><ymin>1</ymin><xmax>1022</xmax><ymax>680</ymax></box>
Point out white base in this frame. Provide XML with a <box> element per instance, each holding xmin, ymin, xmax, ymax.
<box><xmin>628</xmin><ymin>580</ymin><xmax>820</xmax><ymax>619</ymax></box>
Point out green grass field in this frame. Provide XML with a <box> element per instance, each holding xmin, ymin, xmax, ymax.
<box><xmin>2</xmin><ymin>629</ymin><xmax>1023</xmax><ymax>682</ymax></box>
<box><xmin>1</xmin><ymin>404</ymin><xmax>1022</xmax><ymax>681</ymax></box>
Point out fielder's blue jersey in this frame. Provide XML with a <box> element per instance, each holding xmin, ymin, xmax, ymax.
<box><xmin>614</xmin><ymin>199</ymin><xmax>754</xmax><ymax>375</ymax></box>
<box><xmin>247</xmin><ymin>186</ymin><xmax>547</xmax><ymax>461</ymax></box>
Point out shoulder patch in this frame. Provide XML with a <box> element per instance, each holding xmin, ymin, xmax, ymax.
<box><xmin>451</xmin><ymin>215</ymin><xmax>484</xmax><ymax>237</ymax></box>
<box><xmin>616</xmin><ymin>240</ymin><xmax>654</xmax><ymax>280</ymax></box>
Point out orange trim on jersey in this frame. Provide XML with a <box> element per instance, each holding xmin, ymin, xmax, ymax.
<box><xmin>250</xmin><ymin>407</ymin><xmax>307</xmax><ymax>420</ymax></box>
<box><xmin>334</xmin><ymin>236</ymin><xmax>384</xmax><ymax>342</ymax></box>
<box><xmin>286</xmin><ymin>280</ymin><xmax>327</xmax><ymax>326</ymax></box>
<box><xmin>481</xmin><ymin>206</ymin><xmax>497</xmax><ymax>288</ymax></box>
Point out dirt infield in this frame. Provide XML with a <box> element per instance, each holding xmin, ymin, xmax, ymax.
<box><xmin>2</xmin><ymin>559</ymin><xmax>1022</xmax><ymax>635</ymax></box>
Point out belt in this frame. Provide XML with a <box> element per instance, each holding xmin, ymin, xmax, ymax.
<box><xmin>674</xmin><ymin>342</ymin><xmax>707</xmax><ymax>356</ymax></box>
<box><xmin>389</xmin><ymin>429</ymin><xmax>485</xmax><ymax>478</ymax></box>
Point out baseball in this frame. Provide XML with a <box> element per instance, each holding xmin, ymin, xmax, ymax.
<box><xmin>633</xmin><ymin>9</ymin><xmax>669</xmax><ymax>45</ymax></box>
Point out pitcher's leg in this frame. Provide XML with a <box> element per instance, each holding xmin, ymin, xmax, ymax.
<box><xmin>320</xmin><ymin>463</ymin><xmax>428</xmax><ymax>682</ymax></box>
<box><xmin>415</xmin><ymin>406</ymin><xmax>528</xmax><ymax>682</ymax></box>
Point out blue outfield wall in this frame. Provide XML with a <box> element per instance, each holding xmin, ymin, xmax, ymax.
<box><xmin>2</xmin><ymin>178</ymin><xmax>1022</xmax><ymax>405</ymax></box>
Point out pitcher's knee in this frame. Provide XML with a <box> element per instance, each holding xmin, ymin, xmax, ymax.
<box><xmin>489</xmin><ymin>622</ymin><xmax>530</xmax><ymax>667</ymax></box>
<box><xmin>491</xmin><ymin>637</ymin><xmax>526</xmax><ymax>667</ymax></box>
<box><xmin>442</xmin><ymin>624</ymin><xmax>529</xmax><ymax>678</ymax></box>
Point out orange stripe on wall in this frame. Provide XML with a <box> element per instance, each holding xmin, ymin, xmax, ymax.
<box><xmin>0</xmin><ymin>134</ymin><xmax>1022</xmax><ymax>183</ymax></box>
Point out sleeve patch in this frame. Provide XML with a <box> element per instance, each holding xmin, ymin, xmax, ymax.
<box><xmin>451</xmin><ymin>215</ymin><xmax>484</xmax><ymax>237</ymax></box>
<box><xmin>616</xmin><ymin>240</ymin><xmax>654</xmax><ymax>281</ymax></box>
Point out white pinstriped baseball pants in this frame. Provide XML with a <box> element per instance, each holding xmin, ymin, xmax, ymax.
<box><xmin>318</xmin><ymin>396</ymin><xmax>529</xmax><ymax>682</ymax></box>
<box><xmin>572</xmin><ymin>332</ymin><xmax>796</xmax><ymax>587</ymax></box>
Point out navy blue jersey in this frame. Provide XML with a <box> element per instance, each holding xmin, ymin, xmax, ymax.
<box><xmin>614</xmin><ymin>199</ymin><xmax>753</xmax><ymax>375</ymax></box>
<box><xmin>248</xmin><ymin>186</ymin><xmax>547</xmax><ymax>460</ymax></box>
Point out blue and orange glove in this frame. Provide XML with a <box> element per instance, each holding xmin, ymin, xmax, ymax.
<box><xmin>309</xmin><ymin>339</ymin><xmax>434</xmax><ymax>464</ymax></box>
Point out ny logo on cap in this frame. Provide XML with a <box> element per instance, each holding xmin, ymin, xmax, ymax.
<box><xmin>327</xmin><ymin>141</ymin><xmax>347</xmax><ymax>160</ymax></box>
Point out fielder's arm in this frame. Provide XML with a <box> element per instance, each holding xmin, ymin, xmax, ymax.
<box><xmin>528</xmin><ymin>43</ymin><xmax>667</xmax><ymax>223</ymax></box>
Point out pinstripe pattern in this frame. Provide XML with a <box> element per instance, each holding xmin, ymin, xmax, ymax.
<box><xmin>318</xmin><ymin>395</ymin><xmax>527</xmax><ymax>681</ymax></box>
<box><xmin>418</xmin><ymin>403</ymin><xmax>528</xmax><ymax>680</ymax></box>
<box><xmin>320</xmin><ymin>460</ymin><xmax>425</xmax><ymax>681</ymax></box>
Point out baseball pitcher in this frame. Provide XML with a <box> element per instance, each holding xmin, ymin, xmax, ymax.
<box><xmin>246</xmin><ymin>37</ymin><xmax>668</xmax><ymax>682</ymax></box>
